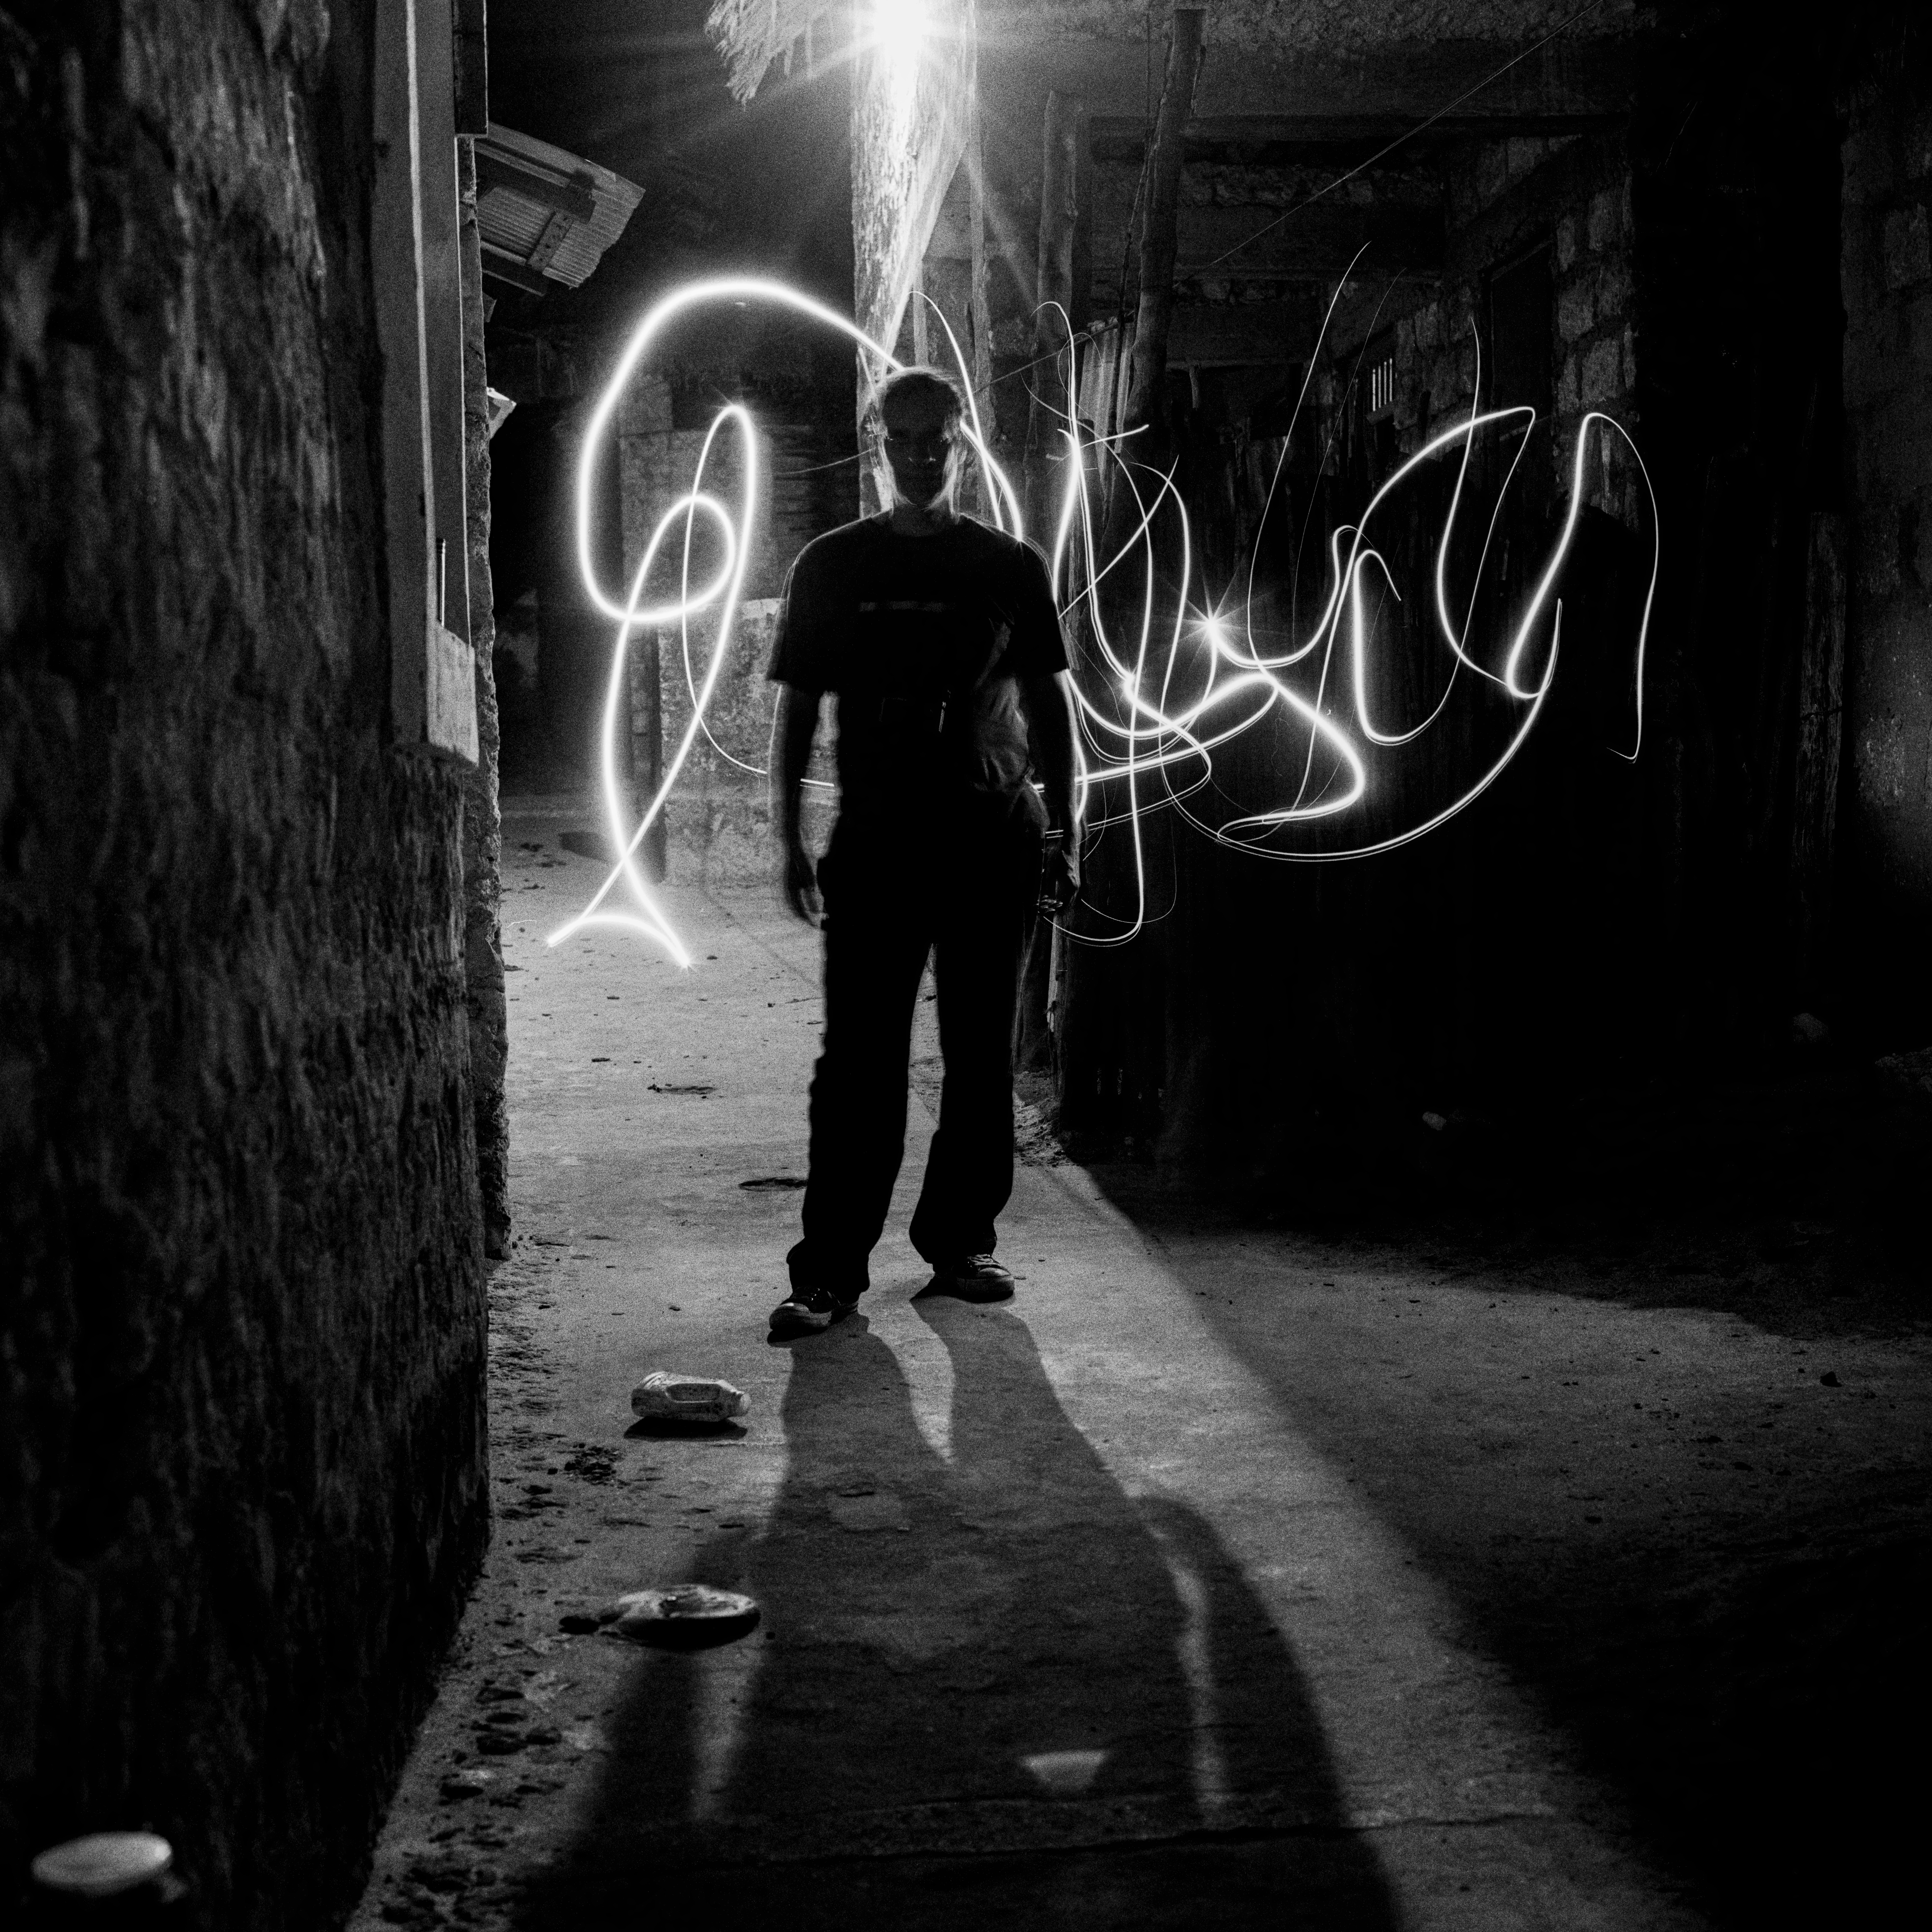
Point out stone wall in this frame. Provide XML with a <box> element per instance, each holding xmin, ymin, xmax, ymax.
<box><xmin>0</xmin><ymin>6</ymin><xmax>488</xmax><ymax>1926</ymax></box>
<box><xmin>459</xmin><ymin>141</ymin><xmax>511</xmax><ymax>1257</ymax></box>
<box><xmin>617</xmin><ymin>378</ymin><xmax>844</xmax><ymax>883</ymax></box>
<box><xmin>1841</xmin><ymin>27</ymin><xmax>1932</xmax><ymax>1037</ymax></box>
<box><xmin>1377</xmin><ymin>129</ymin><xmax>1641</xmax><ymax>519</ymax></box>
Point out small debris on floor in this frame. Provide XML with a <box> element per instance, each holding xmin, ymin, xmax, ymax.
<box><xmin>563</xmin><ymin>1585</ymin><xmax>760</xmax><ymax>1648</ymax></box>
<box><xmin>631</xmin><ymin>1371</ymin><xmax>749</xmax><ymax>1423</ymax></box>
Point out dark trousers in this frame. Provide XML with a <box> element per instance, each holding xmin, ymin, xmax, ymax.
<box><xmin>787</xmin><ymin>805</ymin><xmax>1043</xmax><ymax>1295</ymax></box>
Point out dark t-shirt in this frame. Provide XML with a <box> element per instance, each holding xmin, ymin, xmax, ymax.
<box><xmin>767</xmin><ymin>513</ymin><xmax>1068</xmax><ymax>824</ymax></box>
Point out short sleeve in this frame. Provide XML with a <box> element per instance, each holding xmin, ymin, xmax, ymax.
<box><xmin>1001</xmin><ymin>539</ymin><xmax>1070</xmax><ymax>680</ymax></box>
<box><xmin>767</xmin><ymin>542</ymin><xmax>836</xmax><ymax>692</ymax></box>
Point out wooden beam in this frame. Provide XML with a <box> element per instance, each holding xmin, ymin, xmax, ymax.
<box><xmin>979</xmin><ymin>32</ymin><xmax>1635</xmax><ymax>130</ymax></box>
<box><xmin>1034</xmin><ymin>91</ymin><xmax>1081</xmax><ymax>346</ymax></box>
<box><xmin>454</xmin><ymin>0</ymin><xmax>489</xmax><ymax>135</ymax></box>
<box><xmin>1177</xmin><ymin>202</ymin><xmax>1444</xmax><ymax>278</ymax></box>
<box><xmin>1791</xmin><ymin>511</ymin><xmax>1847</xmax><ymax>987</ymax></box>
<box><xmin>1165</xmin><ymin>298</ymin><xmax>1323</xmax><ymax>366</ymax></box>
<box><xmin>1025</xmin><ymin>90</ymin><xmax>1082</xmax><ymax>528</ymax></box>
<box><xmin>480</xmin><ymin>245</ymin><xmax>552</xmax><ymax>295</ymax></box>
<box><xmin>852</xmin><ymin>3</ymin><xmax>977</xmax><ymax>365</ymax></box>
<box><xmin>1089</xmin><ymin>113</ymin><xmax>1626</xmax><ymax>154</ymax></box>
<box><xmin>1087</xmin><ymin>201</ymin><xmax>1445</xmax><ymax>302</ymax></box>
<box><xmin>1121</xmin><ymin>11</ymin><xmax>1205</xmax><ymax>446</ymax></box>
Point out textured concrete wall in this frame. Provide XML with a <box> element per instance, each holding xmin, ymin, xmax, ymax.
<box><xmin>1842</xmin><ymin>33</ymin><xmax>1932</xmax><ymax>1035</ymax></box>
<box><xmin>0</xmin><ymin>5</ymin><xmax>487</xmax><ymax>1925</ymax></box>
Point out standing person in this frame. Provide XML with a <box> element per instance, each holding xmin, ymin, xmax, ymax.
<box><xmin>765</xmin><ymin>367</ymin><xmax>1080</xmax><ymax>1337</ymax></box>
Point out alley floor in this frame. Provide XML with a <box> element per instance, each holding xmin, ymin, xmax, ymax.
<box><xmin>350</xmin><ymin>804</ymin><xmax>1931</xmax><ymax>1932</ymax></box>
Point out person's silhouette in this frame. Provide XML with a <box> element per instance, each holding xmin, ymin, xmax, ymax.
<box><xmin>765</xmin><ymin>366</ymin><xmax>1081</xmax><ymax>1336</ymax></box>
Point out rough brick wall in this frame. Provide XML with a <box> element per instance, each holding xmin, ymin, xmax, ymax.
<box><xmin>1841</xmin><ymin>28</ymin><xmax>1932</xmax><ymax>1035</ymax></box>
<box><xmin>0</xmin><ymin>5</ymin><xmax>487</xmax><ymax>1925</ymax></box>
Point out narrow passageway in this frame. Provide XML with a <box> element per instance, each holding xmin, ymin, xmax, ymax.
<box><xmin>19</xmin><ymin>11</ymin><xmax>1932</xmax><ymax>1927</ymax></box>
<box><xmin>350</xmin><ymin>812</ymin><xmax>1930</xmax><ymax>1930</ymax></box>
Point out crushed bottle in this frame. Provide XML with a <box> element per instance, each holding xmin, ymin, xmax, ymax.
<box><xmin>630</xmin><ymin>1370</ymin><xmax>749</xmax><ymax>1424</ymax></box>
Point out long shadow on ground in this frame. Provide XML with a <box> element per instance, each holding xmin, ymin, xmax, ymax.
<box><xmin>513</xmin><ymin>1299</ymin><xmax>1396</xmax><ymax>1930</ymax></box>
<box><xmin>1081</xmin><ymin>1132</ymin><xmax>1931</xmax><ymax>1932</ymax></box>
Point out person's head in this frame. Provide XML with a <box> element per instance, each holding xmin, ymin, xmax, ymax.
<box><xmin>870</xmin><ymin>366</ymin><xmax>966</xmax><ymax>513</ymax></box>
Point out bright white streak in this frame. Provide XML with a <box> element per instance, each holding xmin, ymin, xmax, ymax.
<box><xmin>554</xmin><ymin>274</ymin><xmax>1658</xmax><ymax>963</ymax></box>
<box><xmin>547</xmin><ymin>408</ymin><xmax>761</xmax><ymax>963</ymax></box>
<box><xmin>554</xmin><ymin>281</ymin><xmax>915</xmax><ymax>963</ymax></box>
<box><xmin>572</xmin><ymin>277</ymin><xmax>903</xmax><ymax>624</ymax></box>
<box><xmin>1047</xmin><ymin>394</ymin><xmax>1654</xmax><ymax>933</ymax></box>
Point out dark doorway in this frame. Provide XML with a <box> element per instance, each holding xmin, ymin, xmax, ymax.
<box><xmin>1487</xmin><ymin>242</ymin><xmax>1554</xmax><ymax>418</ymax></box>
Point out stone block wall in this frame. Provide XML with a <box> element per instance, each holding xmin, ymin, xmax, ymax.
<box><xmin>458</xmin><ymin>140</ymin><xmax>511</xmax><ymax>1258</ymax></box>
<box><xmin>1386</xmin><ymin>130</ymin><xmax>1640</xmax><ymax>523</ymax></box>
<box><xmin>617</xmin><ymin>387</ymin><xmax>842</xmax><ymax>883</ymax></box>
<box><xmin>0</xmin><ymin>6</ymin><xmax>487</xmax><ymax>1926</ymax></box>
<box><xmin>1841</xmin><ymin>30</ymin><xmax>1932</xmax><ymax>1034</ymax></box>
<box><xmin>631</xmin><ymin>598</ymin><xmax>833</xmax><ymax>886</ymax></box>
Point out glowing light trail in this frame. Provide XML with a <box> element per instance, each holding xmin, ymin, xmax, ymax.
<box><xmin>551</xmin><ymin>276</ymin><xmax>1657</xmax><ymax>965</ymax></box>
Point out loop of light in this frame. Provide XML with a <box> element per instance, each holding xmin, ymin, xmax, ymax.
<box><xmin>552</xmin><ymin>277</ymin><xmax>1657</xmax><ymax>964</ymax></box>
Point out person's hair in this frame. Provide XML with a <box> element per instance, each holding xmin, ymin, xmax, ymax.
<box><xmin>869</xmin><ymin>364</ymin><xmax>965</xmax><ymax>435</ymax></box>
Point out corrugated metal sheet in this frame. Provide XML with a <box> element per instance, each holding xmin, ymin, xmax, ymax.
<box><xmin>475</xmin><ymin>124</ymin><xmax>642</xmax><ymax>293</ymax></box>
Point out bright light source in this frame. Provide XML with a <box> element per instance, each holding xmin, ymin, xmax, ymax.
<box><xmin>874</xmin><ymin>0</ymin><xmax>926</xmax><ymax>138</ymax></box>
<box><xmin>874</xmin><ymin>0</ymin><xmax>926</xmax><ymax>68</ymax></box>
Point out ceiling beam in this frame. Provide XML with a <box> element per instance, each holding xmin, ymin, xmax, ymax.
<box><xmin>480</xmin><ymin>245</ymin><xmax>553</xmax><ymax>296</ymax></box>
<box><xmin>980</xmin><ymin>32</ymin><xmax>1634</xmax><ymax>133</ymax></box>
<box><xmin>1165</xmin><ymin>298</ymin><xmax>1323</xmax><ymax>366</ymax></box>
<box><xmin>1089</xmin><ymin>200</ymin><xmax>1445</xmax><ymax>292</ymax></box>
<box><xmin>1089</xmin><ymin>113</ymin><xmax>1625</xmax><ymax>156</ymax></box>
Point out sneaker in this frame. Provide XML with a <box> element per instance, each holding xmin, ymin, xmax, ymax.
<box><xmin>767</xmin><ymin>1284</ymin><xmax>861</xmax><ymax>1337</ymax></box>
<box><xmin>925</xmin><ymin>1253</ymin><xmax>1016</xmax><ymax>1302</ymax></box>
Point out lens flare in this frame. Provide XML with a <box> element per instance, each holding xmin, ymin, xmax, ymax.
<box><xmin>551</xmin><ymin>276</ymin><xmax>1658</xmax><ymax>964</ymax></box>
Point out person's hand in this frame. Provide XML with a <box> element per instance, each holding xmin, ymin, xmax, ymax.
<box><xmin>1039</xmin><ymin>841</ymin><xmax>1080</xmax><ymax>916</ymax></box>
<box><xmin>781</xmin><ymin>837</ymin><xmax>822</xmax><ymax>926</ymax></box>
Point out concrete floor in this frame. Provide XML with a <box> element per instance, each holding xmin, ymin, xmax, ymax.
<box><xmin>351</xmin><ymin>804</ymin><xmax>1930</xmax><ymax>1930</ymax></box>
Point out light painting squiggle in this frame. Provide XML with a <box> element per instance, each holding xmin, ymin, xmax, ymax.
<box><xmin>549</xmin><ymin>276</ymin><xmax>1657</xmax><ymax>964</ymax></box>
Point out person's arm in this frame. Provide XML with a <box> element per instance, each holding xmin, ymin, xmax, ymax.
<box><xmin>771</xmin><ymin>682</ymin><xmax>822</xmax><ymax>924</ymax></box>
<box><xmin>1021</xmin><ymin>669</ymin><xmax>1080</xmax><ymax>910</ymax></box>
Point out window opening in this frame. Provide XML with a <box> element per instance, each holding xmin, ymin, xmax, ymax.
<box><xmin>1366</xmin><ymin>352</ymin><xmax>1397</xmax><ymax>419</ymax></box>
